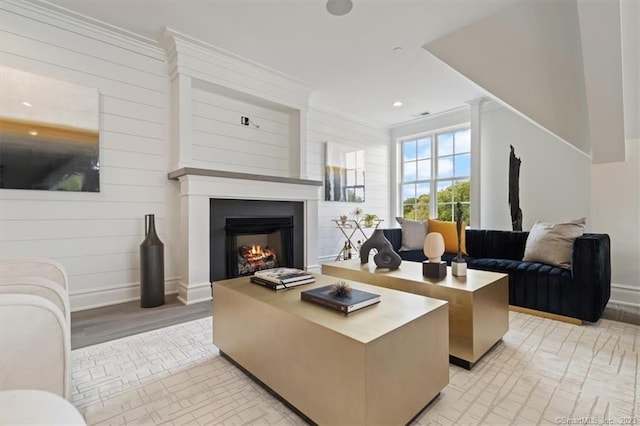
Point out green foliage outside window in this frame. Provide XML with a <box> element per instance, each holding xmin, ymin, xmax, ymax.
<box><xmin>403</xmin><ymin>193</ymin><xmax>430</xmax><ymax>220</ymax></box>
<box><xmin>437</xmin><ymin>181</ymin><xmax>470</xmax><ymax>222</ymax></box>
<box><xmin>404</xmin><ymin>181</ymin><xmax>470</xmax><ymax>223</ymax></box>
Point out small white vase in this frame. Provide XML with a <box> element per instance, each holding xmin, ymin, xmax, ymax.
<box><xmin>423</xmin><ymin>232</ymin><xmax>445</xmax><ymax>263</ymax></box>
<box><xmin>452</xmin><ymin>260</ymin><xmax>467</xmax><ymax>277</ymax></box>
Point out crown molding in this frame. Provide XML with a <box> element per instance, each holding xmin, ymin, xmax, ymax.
<box><xmin>390</xmin><ymin>104</ymin><xmax>470</xmax><ymax>141</ymax></box>
<box><xmin>164</xmin><ymin>28</ymin><xmax>312</xmax><ymax>108</ymax></box>
<box><xmin>2</xmin><ymin>0</ymin><xmax>164</xmax><ymax>60</ymax></box>
<box><xmin>391</xmin><ymin>104</ymin><xmax>471</xmax><ymax>130</ymax></box>
<box><xmin>307</xmin><ymin>103</ymin><xmax>390</xmax><ymax>134</ymax></box>
<box><xmin>163</xmin><ymin>28</ymin><xmax>309</xmax><ymax>89</ymax></box>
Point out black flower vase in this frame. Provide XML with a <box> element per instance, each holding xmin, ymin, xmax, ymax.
<box><xmin>140</xmin><ymin>214</ymin><xmax>165</xmax><ymax>308</ymax></box>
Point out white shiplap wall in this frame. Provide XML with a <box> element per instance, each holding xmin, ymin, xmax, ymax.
<box><xmin>191</xmin><ymin>88</ymin><xmax>292</xmax><ymax>176</ymax></box>
<box><xmin>0</xmin><ymin>2</ymin><xmax>175</xmax><ymax>310</ymax></box>
<box><xmin>306</xmin><ymin>108</ymin><xmax>390</xmax><ymax>262</ymax></box>
<box><xmin>0</xmin><ymin>2</ymin><xmax>393</xmax><ymax>310</ymax></box>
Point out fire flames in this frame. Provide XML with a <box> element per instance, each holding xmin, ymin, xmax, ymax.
<box><xmin>238</xmin><ymin>244</ymin><xmax>278</xmax><ymax>275</ymax></box>
<box><xmin>246</xmin><ymin>245</ymin><xmax>275</xmax><ymax>262</ymax></box>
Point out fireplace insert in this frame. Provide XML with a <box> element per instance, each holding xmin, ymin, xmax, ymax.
<box><xmin>225</xmin><ymin>216</ymin><xmax>293</xmax><ymax>278</ymax></box>
<box><xmin>210</xmin><ymin>199</ymin><xmax>304</xmax><ymax>281</ymax></box>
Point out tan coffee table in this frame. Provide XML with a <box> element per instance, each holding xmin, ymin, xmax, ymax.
<box><xmin>213</xmin><ymin>274</ymin><xmax>449</xmax><ymax>426</ymax></box>
<box><xmin>322</xmin><ymin>259</ymin><xmax>509</xmax><ymax>369</ymax></box>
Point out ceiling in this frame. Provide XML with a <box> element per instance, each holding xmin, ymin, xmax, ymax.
<box><xmin>39</xmin><ymin>0</ymin><xmax>519</xmax><ymax>126</ymax></box>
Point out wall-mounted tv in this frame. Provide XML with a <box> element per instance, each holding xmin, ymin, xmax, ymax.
<box><xmin>0</xmin><ymin>67</ymin><xmax>100</xmax><ymax>192</ymax></box>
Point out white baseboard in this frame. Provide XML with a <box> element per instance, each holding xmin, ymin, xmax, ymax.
<box><xmin>177</xmin><ymin>280</ymin><xmax>213</xmax><ymax>305</ymax></box>
<box><xmin>317</xmin><ymin>254</ymin><xmax>339</xmax><ymax>264</ymax></box>
<box><xmin>609</xmin><ymin>283</ymin><xmax>640</xmax><ymax>308</ymax></box>
<box><xmin>70</xmin><ymin>278</ymin><xmax>180</xmax><ymax>312</ymax></box>
<box><xmin>306</xmin><ymin>263</ymin><xmax>322</xmax><ymax>273</ymax></box>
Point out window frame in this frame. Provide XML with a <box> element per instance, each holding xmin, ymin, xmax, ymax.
<box><xmin>399</xmin><ymin>124</ymin><xmax>471</xmax><ymax>222</ymax></box>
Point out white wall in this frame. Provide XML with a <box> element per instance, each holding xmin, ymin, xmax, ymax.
<box><xmin>307</xmin><ymin>108</ymin><xmax>390</xmax><ymax>262</ymax></box>
<box><xmin>480</xmin><ymin>103</ymin><xmax>591</xmax><ymax>231</ymax></box>
<box><xmin>0</xmin><ymin>2</ymin><xmax>177</xmax><ymax>310</ymax></box>
<box><xmin>423</xmin><ymin>0</ymin><xmax>626</xmax><ymax>164</ymax></box>
<box><xmin>164</xmin><ymin>30</ymin><xmax>311</xmax><ymax>177</ymax></box>
<box><xmin>591</xmin><ymin>139</ymin><xmax>640</xmax><ymax>304</ymax></box>
<box><xmin>0</xmin><ymin>3</ymin><xmax>391</xmax><ymax>309</ymax></box>
<box><xmin>390</xmin><ymin>102</ymin><xmax>592</xmax><ymax>232</ymax></box>
<box><xmin>190</xmin><ymin>88</ymin><xmax>292</xmax><ymax>177</ymax></box>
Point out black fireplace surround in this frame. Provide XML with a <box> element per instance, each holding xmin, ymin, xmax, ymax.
<box><xmin>210</xmin><ymin>199</ymin><xmax>304</xmax><ymax>282</ymax></box>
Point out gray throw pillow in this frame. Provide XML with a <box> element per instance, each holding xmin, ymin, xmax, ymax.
<box><xmin>395</xmin><ymin>217</ymin><xmax>428</xmax><ymax>251</ymax></box>
<box><xmin>523</xmin><ymin>217</ymin><xmax>586</xmax><ymax>269</ymax></box>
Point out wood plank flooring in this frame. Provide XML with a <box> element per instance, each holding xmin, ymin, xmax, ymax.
<box><xmin>70</xmin><ymin>295</ymin><xmax>212</xmax><ymax>349</ymax></box>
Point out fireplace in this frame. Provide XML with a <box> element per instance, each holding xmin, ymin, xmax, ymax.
<box><xmin>210</xmin><ymin>199</ymin><xmax>304</xmax><ymax>281</ymax></box>
<box><xmin>225</xmin><ymin>216</ymin><xmax>293</xmax><ymax>277</ymax></box>
<box><xmin>170</xmin><ymin>169</ymin><xmax>320</xmax><ymax>305</ymax></box>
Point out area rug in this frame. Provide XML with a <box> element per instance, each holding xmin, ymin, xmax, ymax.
<box><xmin>70</xmin><ymin>312</ymin><xmax>639</xmax><ymax>425</ymax></box>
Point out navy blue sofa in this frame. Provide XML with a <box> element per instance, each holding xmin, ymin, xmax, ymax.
<box><xmin>382</xmin><ymin>228</ymin><xmax>611</xmax><ymax>323</ymax></box>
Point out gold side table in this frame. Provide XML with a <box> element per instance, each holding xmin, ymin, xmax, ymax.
<box><xmin>332</xmin><ymin>219</ymin><xmax>383</xmax><ymax>260</ymax></box>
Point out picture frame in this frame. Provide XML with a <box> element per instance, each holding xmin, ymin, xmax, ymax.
<box><xmin>0</xmin><ymin>66</ymin><xmax>100</xmax><ymax>192</ymax></box>
<box><xmin>324</xmin><ymin>141</ymin><xmax>365</xmax><ymax>202</ymax></box>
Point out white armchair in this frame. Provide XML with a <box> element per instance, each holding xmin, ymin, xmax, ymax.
<box><xmin>0</xmin><ymin>258</ymin><xmax>71</xmax><ymax>399</ymax></box>
<box><xmin>0</xmin><ymin>276</ymin><xmax>71</xmax><ymax>330</ymax></box>
<box><xmin>0</xmin><ymin>257</ymin><xmax>68</xmax><ymax>291</ymax></box>
<box><xmin>0</xmin><ymin>293</ymin><xmax>70</xmax><ymax>398</ymax></box>
<box><xmin>0</xmin><ymin>390</ymin><xmax>85</xmax><ymax>425</ymax></box>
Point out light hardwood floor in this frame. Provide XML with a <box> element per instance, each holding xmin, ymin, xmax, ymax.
<box><xmin>70</xmin><ymin>294</ymin><xmax>212</xmax><ymax>349</ymax></box>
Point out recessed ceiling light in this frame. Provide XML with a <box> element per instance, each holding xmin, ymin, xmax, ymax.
<box><xmin>21</xmin><ymin>101</ymin><xmax>32</xmax><ymax>107</ymax></box>
<box><xmin>326</xmin><ymin>0</ymin><xmax>353</xmax><ymax>16</ymax></box>
<box><xmin>28</xmin><ymin>130</ymin><xmax>38</xmax><ymax>136</ymax></box>
<box><xmin>392</xmin><ymin>101</ymin><xmax>403</xmax><ymax>107</ymax></box>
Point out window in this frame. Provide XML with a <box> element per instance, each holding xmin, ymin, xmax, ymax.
<box><xmin>344</xmin><ymin>149</ymin><xmax>365</xmax><ymax>202</ymax></box>
<box><xmin>400</xmin><ymin>127</ymin><xmax>471</xmax><ymax>223</ymax></box>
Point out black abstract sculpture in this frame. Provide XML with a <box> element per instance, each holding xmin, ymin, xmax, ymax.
<box><xmin>452</xmin><ymin>202</ymin><xmax>467</xmax><ymax>277</ymax></box>
<box><xmin>454</xmin><ymin>201</ymin><xmax>464</xmax><ymax>262</ymax></box>
<box><xmin>509</xmin><ymin>145</ymin><xmax>523</xmax><ymax>231</ymax></box>
<box><xmin>359</xmin><ymin>229</ymin><xmax>402</xmax><ymax>270</ymax></box>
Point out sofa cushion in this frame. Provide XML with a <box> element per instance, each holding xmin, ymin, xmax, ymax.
<box><xmin>523</xmin><ymin>218</ymin><xmax>586</xmax><ymax>269</ymax></box>
<box><xmin>395</xmin><ymin>217</ymin><xmax>427</xmax><ymax>251</ymax></box>
<box><xmin>428</xmin><ymin>219</ymin><xmax>467</xmax><ymax>255</ymax></box>
<box><xmin>397</xmin><ymin>249</ymin><xmax>428</xmax><ymax>262</ymax></box>
<box><xmin>466</xmin><ymin>229</ymin><xmax>528</xmax><ymax>260</ymax></box>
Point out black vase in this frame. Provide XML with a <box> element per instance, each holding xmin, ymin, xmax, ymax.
<box><xmin>140</xmin><ymin>214</ymin><xmax>165</xmax><ymax>308</ymax></box>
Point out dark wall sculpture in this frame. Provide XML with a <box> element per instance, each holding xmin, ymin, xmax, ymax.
<box><xmin>509</xmin><ymin>145</ymin><xmax>523</xmax><ymax>231</ymax></box>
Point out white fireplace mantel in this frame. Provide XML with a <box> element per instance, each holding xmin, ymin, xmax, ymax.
<box><xmin>172</xmin><ymin>169</ymin><xmax>321</xmax><ymax>305</ymax></box>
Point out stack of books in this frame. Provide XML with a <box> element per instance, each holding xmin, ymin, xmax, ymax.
<box><xmin>250</xmin><ymin>267</ymin><xmax>315</xmax><ymax>290</ymax></box>
<box><xmin>301</xmin><ymin>284</ymin><xmax>380</xmax><ymax>314</ymax></box>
